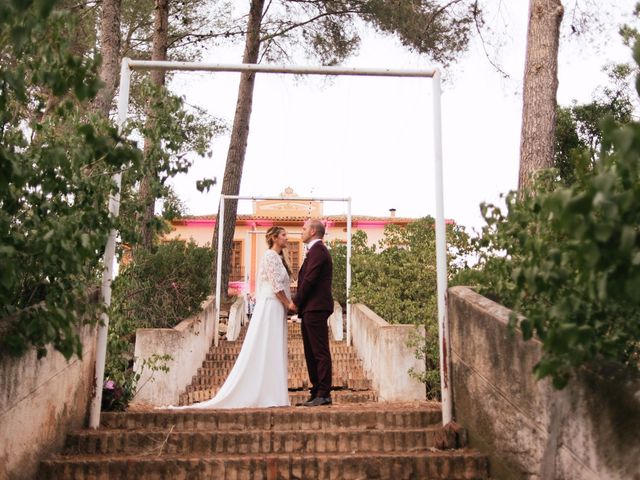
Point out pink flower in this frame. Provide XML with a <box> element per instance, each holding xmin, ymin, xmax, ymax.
<box><xmin>104</xmin><ymin>380</ymin><xmax>115</xmax><ymax>390</ymax></box>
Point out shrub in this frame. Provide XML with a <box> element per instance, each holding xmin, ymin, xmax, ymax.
<box><xmin>329</xmin><ymin>217</ymin><xmax>472</xmax><ymax>399</ymax></box>
<box><xmin>0</xmin><ymin>1</ymin><xmax>140</xmax><ymax>359</ymax></box>
<box><xmin>327</xmin><ymin>230</ymin><xmax>370</xmax><ymax>307</ymax></box>
<box><xmin>112</xmin><ymin>240</ymin><xmax>214</xmax><ymax>329</ymax></box>
<box><xmin>103</xmin><ymin>240</ymin><xmax>213</xmax><ymax>409</ymax></box>
<box><xmin>470</xmin><ymin>43</ymin><xmax>640</xmax><ymax>388</ymax></box>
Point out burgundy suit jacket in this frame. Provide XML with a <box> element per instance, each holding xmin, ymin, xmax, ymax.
<box><xmin>294</xmin><ymin>241</ymin><xmax>333</xmax><ymax>314</ymax></box>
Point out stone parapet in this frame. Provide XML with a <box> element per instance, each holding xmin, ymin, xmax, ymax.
<box><xmin>350</xmin><ymin>303</ymin><xmax>425</xmax><ymax>401</ymax></box>
<box><xmin>225</xmin><ymin>295</ymin><xmax>246</xmax><ymax>341</ymax></box>
<box><xmin>0</xmin><ymin>323</ymin><xmax>98</xmax><ymax>480</ymax></box>
<box><xmin>132</xmin><ymin>296</ymin><xmax>216</xmax><ymax>407</ymax></box>
<box><xmin>329</xmin><ymin>301</ymin><xmax>343</xmax><ymax>341</ymax></box>
<box><xmin>449</xmin><ymin>286</ymin><xmax>640</xmax><ymax>480</ymax></box>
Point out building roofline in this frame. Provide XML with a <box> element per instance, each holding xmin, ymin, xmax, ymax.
<box><xmin>171</xmin><ymin>214</ymin><xmax>455</xmax><ymax>226</ymax></box>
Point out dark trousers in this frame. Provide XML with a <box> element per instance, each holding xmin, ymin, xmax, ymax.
<box><xmin>301</xmin><ymin>310</ymin><xmax>332</xmax><ymax>398</ymax></box>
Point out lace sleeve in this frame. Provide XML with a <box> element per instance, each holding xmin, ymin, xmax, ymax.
<box><xmin>264</xmin><ymin>251</ymin><xmax>289</xmax><ymax>293</ymax></box>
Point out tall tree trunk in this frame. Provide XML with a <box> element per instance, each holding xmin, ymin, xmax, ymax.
<box><xmin>139</xmin><ymin>0</ymin><xmax>170</xmax><ymax>249</ymax></box>
<box><xmin>93</xmin><ymin>0</ymin><xmax>122</xmax><ymax>116</ymax></box>
<box><xmin>518</xmin><ymin>0</ymin><xmax>564</xmax><ymax>191</ymax></box>
<box><xmin>212</xmin><ymin>0</ymin><xmax>265</xmax><ymax>302</ymax></box>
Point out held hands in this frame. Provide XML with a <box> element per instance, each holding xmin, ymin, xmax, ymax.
<box><xmin>288</xmin><ymin>301</ymin><xmax>297</xmax><ymax>314</ymax></box>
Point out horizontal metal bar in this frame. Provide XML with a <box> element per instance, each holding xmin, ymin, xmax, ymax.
<box><xmin>221</xmin><ymin>195</ymin><xmax>351</xmax><ymax>202</ymax></box>
<box><xmin>125</xmin><ymin>59</ymin><xmax>437</xmax><ymax>78</ymax></box>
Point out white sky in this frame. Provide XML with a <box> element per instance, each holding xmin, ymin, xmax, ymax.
<box><xmin>166</xmin><ymin>2</ymin><xmax>635</xmax><ymax>233</ymax></box>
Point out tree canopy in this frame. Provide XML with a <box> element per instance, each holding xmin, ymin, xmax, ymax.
<box><xmin>0</xmin><ymin>0</ymin><xmax>140</xmax><ymax>358</ymax></box>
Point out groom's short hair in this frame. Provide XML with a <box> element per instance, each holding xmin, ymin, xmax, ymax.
<box><xmin>309</xmin><ymin>219</ymin><xmax>326</xmax><ymax>238</ymax></box>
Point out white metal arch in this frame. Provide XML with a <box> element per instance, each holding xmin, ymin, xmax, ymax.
<box><xmin>90</xmin><ymin>58</ymin><xmax>450</xmax><ymax>429</ymax></box>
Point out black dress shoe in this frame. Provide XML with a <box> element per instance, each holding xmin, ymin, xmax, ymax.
<box><xmin>296</xmin><ymin>395</ymin><xmax>316</xmax><ymax>407</ymax></box>
<box><xmin>304</xmin><ymin>396</ymin><xmax>332</xmax><ymax>407</ymax></box>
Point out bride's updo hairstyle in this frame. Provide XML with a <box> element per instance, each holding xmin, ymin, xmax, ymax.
<box><xmin>266</xmin><ymin>226</ymin><xmax>292</xmax><ymax>275</ymax></box>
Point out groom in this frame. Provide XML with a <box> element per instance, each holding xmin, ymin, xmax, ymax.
<box><xmin>289</xmin><ymin>219</ymin><xmax>333</xmax><ymax>407</ymax></box>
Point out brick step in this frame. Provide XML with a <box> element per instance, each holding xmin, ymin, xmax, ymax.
<box><xmin>102</xmin><ymin>404</ymin><xmax>442</xmax><ymax>430</ymax></box>
<box><xmin>288</xmin><ymin>391</ymin><xmax>377</xmax><ymax>404</ymax></box>
<box><xmin>200</xmin><ymin>360</ymin><xmax>359</xmax><ymax>370</ymax></box>
<box><xmin>189</xmin><ymin>377</ymin><xmax>370</xmax><ymax>390</ymax></box>
<box><xmin>211</xmin><ymin>347</ymin><xmax>355</xmax><ymax>356</ymax></box>
<box><xmin>189</xmin><ymin>376</ymin><xmax>371</xmax><ymax>391</ymax></box>
<box><xmin>210</xmin><ymin>346</ymin><xmax>355</xmax><ymax>355</ymax></box>
<box><xmin>205</xmin><ymin>352</ymin><xmax>359</xmax><ymax>361</ymax></box>
<box><xmin>63</xmin><ymin>426</ymin><xmax>461</xmax><ymax>456</ymax></box>
<box><xmin>182</xmin><ymin>379</ymin><xmax>371</xmax><ymax>394</ymax></box>
<box><xmin>39</xmin><ymin>450</ymin><xmax>489</xmax><ymax>480</ymax></box>
<box><xmin>180</xmin><ymin>389</ymin><xmax>377</xmax><ymax>406</ymax></box>
<box><xmin>196</xmin><ymin>367</ymin><xmax>367</xmax><ymax>378</ymax></box>
<box><xmin>192</xmin><ymin>368</ymin><xmax>366</xmax><ymax>379</ymax></box>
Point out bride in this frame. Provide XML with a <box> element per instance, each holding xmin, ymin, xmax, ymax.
<box><xmin>171</xmin><ymin>226</ymin><xmax>292</xmax><ymax>409</ymax></box>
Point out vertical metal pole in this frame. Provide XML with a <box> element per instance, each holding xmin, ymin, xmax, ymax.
<box><xmin>346</xmin><ymin>198</ymin><xmax>352</xmax><ymax>346</ymax></box>
<box><xmin>214</xmin><ymin>196</ymin><xmax>225</xmax><ymax>346</ymax></box>
<box><xmin>244</xmin><ymin>231</ymin><xmax>251</xmax><ymax>289</ymax></box>
<box><xmin>244</xmin><ymin>230</ymin><xmax>251</xmax><ymax>293</ymax></box>
<box><xmin>433</xmin><ymin>70</ymin><xmax>451</xmax><ymax>425</ymax></box>
<box><xmin>244</xmin><ymin>230</ymin><xmax>251</xmax><ymax>319</ymax></box>
<box><xmin>89</xmin><ymin>58</ymin><xmax>131</xmax><ymax>429</ymax></box>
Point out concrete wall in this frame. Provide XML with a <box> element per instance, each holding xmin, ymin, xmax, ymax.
<box><xmin>226</xmin><ymin>295</ymin><xmax>246</xmax><ymax>341</ymax></box>
<box><xmin>329</xmin><ymin>301</ymin><xmax>343</xmax><ymax>341</ymax></box>
<box><xmin>449</xmin><ymin>286</ymin><xmax>640</xmax><ymax>480</ymax></box>
<box><xmin>132</xmin><ymin>296</ymin><xmax>216</xmax><ymax>407</ymax></box>
<box><xmin>350</xmin><ymin>304</ymin><xmax>425</xmax><ymax>401</ymax></box>
<box><xmin>0</xmin><ymin>324</ymin><xmax>98</xmax><ymax>480</ymax></box>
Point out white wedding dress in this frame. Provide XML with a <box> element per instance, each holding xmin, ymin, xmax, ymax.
<box><xmin>170</xmin><ymin>249</ymin><xmax>290</xmax><ymax>409</ymax></box>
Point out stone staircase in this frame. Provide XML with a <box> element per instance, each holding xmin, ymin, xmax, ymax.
<box><xmin>38</xmin><ymin>318</ymin><xmax>490</xmax><ymax>479</ymax></box>
<box><xmin>179</xmin><ymin>321</ymin><xmax>377</xmax><ymax>406</ymax></box>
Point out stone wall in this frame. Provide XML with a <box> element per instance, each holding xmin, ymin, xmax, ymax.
<box><xmin>226</xmin><ymin>295</ymin><xmax>247</xmax><ymax>342</ymax></box>
<box><xmin>131</xmin><ymin>296</ymin><xmax>216</xmax><ymax>407</ymax></box>
<box><xmin>350</xmin><ymin>303</ymin><xmax>425</xmax><ymax>401</ymax></box>
<box><xmin>448</xmin><ymin>286</ymin><xmax>640</xmax><ymax>480</ymax></box>
<box><xmin>0</xmin><ymin>324</ymin><xmax>98</xmax><ymax>480</ymax></box>
<box><xmin>328</xmin><ymin>301</ymin><xmax>343</xmax><ymax>341</ymax></box>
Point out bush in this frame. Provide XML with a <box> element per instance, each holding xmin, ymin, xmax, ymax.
<box><xmin>329</xmin><ymin>217</ymin><xmax>472</xmax><ymax>399</ymax></box>
<box><xmin>112</xmin><ymin>240</ymin><xmax>214</xmax><ymax>329</ymax></box>
<box><xmin>103</xmin><ymin>240</ymin><xmax>214</xmax><ymax>409</ymax></box>
<box><xmin>327</xmin><ymin>230</ymin><xmax>370</xmax><ymax>307</ymax></box>
<box><xmin>470</xmin><ymin>44</ymin><xmax>640</xmax><ymax>388</ymax></box>
<box><xmin>0</xmin><ymin>1</ymin><xmax>140</xmax><ymax>359</ymax></box>
<box><xmin>101</xmin><ymin>354</ymin><xmax>172</xmax><ymax>411</ymax></box>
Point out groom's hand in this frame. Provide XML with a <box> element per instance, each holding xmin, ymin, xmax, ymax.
<box><xmin>288</xmin><ymin>301</ymin><xmax>297</xmax><ymax>313</ymax></box>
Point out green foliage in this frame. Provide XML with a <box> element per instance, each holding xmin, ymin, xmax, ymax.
<box><xmin>473</xmin><ymin>49</ymin><xmax>640</xmax><ymax>387</ymax></box>
<box><xmin>362</xmin><ymin>0</ymin><xmax>477</xmax><ymax>65</ymax></box>
<box><xmin>620</xmin><ymin>4</ymin><xmax>640</xmax><ymax>48</ymax></box>
<box><xmin>555</xmin><ymin>63</ymin><xmax>635</xmax><ymax>185</ymax></box>
<box><xmin>406</xmin><ymin>319</ymin><xmax>440</xmax><ymax>397</ymax></box>
<box><xmin>327</xmin><ymin>230</ymin><xmax>369</xmax><ymax>307</ymax></box>
<box><xmin>329</xmin><ymin>218</ymin><xmax>472</xmax><ymax>398</ymax></box>
<box><xmin>104</xmin><ymin>240</ymin><xmax>213</xmax><ymax>409</ymax></box>
<box><xmin>120</xmin><ymin>0</ymin><xmax>236</xmax><ymax>63</ymax></box>
<box><xmin>348</xmin><ymin>218</ymin><xmax>471</xmax><ymax>325</ymax></box>
<box><xmin>258</xmin><ymin>0</ymin><xmax>480</xmax><ymax>66</ymax></box>
<box><xmin>102</xmin><ymin>353</ymin><xmax>172</xmax><ymax>411</ymax></box>
<box><xmin>161</xmin><ymin>186</ymin><xmax>188</xmax><ymax>221</ymax></box>
<box><xmin>111</xmin><ymin>240</ymin><xmax>214</xmax><ymax>329</ymax></box>
<box><xmin>0</xmin><ymin>0</ymin><xmax>141</xmax><ymax>359</ymax></box>
<box><xmin>119</xmin><ymin>81</ymin><xmax>224</xmax><ymax>246</ymax></box>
